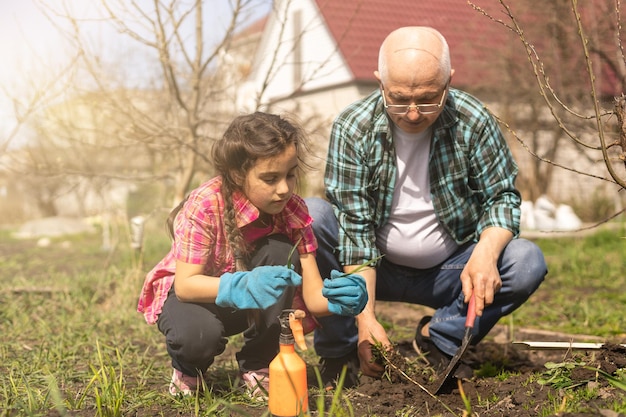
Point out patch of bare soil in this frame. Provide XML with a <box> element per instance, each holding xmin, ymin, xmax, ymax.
<box><xmin>216</xmin><ymin>304</ymin><xmax>626</xmax><ymax>417</ymax></box>
<box><xmin>304</xmin><ymin>302</ymin><xmax>624</xmax><ymax>417</ymax></box>
<box><xmin>225</xmin><ymin>338</ymin><xmax>626</xmax><ymax>417</ymax></box>
<box><xmin>344</xmin><ymin>341</ymin><xmax>626</xmax><ymax>417</ymax></box>
<box><xmin>222</xmin><ymin>302</ymin><xmax>626</xmax><ymax>417</ymax></box>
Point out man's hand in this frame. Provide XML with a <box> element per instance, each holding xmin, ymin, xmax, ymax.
<box><xmin>460</xmin><ymin>227</ymin><xmax>512</xmax><ymax>316</ymax></box>
<box><xmin>356</xmin><ymin>315</ymin><xmax>391</xmax><ymax>377</ymax></box>
<box><xmin>343</xmin><ymin>264</ymin><xmax>392</xmax><ymax>377</ymax></box>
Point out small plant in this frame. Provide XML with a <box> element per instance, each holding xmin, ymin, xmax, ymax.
<box><xmin>537</xmin><ymin>360</ymin><xmax>588</xmax><ymax>389</ymax></box>
<box><xmin>3</xmin><ymin>369</ymin><xmax>49</xmax><ymax>415</ymax></box>
<box><xmin>369</xmin><ymin>339</ymin><xmax>460</xmax><ymax>416</ymax></box>
<box><xmin>539</xmin><ymin>392</ymin><xmax>569</xmax><ymax>417</ymax></box>
<box><xmin>368</xmin><ymin>338</ymin><xmax>389</xmax><ymax>379</ymax></box>
<box><xmin>395</xmin><ymin>405</ymin><xmax>420</xmax><ymax>416</ymax></box>
<box><xmin>82</xmin><ymin>342</ymin><xmax>126</xmax><ymax>417</ymax></box>
<box><xmin>341</xmin><ymin>255</ymin><xmax>384</xmax><ymax>276</ymax></box>
<box><xmin>474</xmin><ymin>361</ymin><xmax>500</xmax><ymax>378</ymax></box>
<box><xmin>311</xmin><ymin>366</ymin><xmax>355</xmax><ymax>417</ymax></box>
<box><xmin>585</xmin><ymin>366</ymin><xmax>626</xmax><ymax>391</ymax></box>
<box><xmin>496</xmin><ymin>369</ymin><xmax>521</xmax><ymax>382</ymax></box>
<box><xmin>608</xmin><ymin>395</ymin><xmax>626</xmax><ymax>413</ymax></box>
<box><xmin>286</xmin><ymin>237</ymin><xmax>303</xmax><ymax>270</ymax></box>
<box><xmin>457</xmin><ymin>379</ymin><xmax>474</xmax><ymax>417</ymax></box>
<box><xmin>476</xmin><ymin>392</ymin><xmax>499</xmax><ymax>409</ymax></box>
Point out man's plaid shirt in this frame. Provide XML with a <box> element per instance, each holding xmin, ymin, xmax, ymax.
<box><xmin>325</xmin><ymin>87</ymin><xmax>521</xmax><ymax>267</ymax></box>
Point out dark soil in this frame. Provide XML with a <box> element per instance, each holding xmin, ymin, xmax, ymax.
<box><xmin>344</xmin><ymin>341</ymin><xmax>626</xmax><ymax>417</ymax></box>
<box><xmin>208</xmin><ymin>318</ymin><xmax>626</xmax><ymax>417</ymax></box>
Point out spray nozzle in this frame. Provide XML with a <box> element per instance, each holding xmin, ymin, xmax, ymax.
<box><xmin>278</xmin><ymin>309</ymin><xmax>307</xmax><ymax>351</ymax></box>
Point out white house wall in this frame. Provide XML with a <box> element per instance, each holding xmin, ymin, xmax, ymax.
<box><xmin>241</xmin><ymin>0</ymin><xmax>353</xmax><ymax>111</ymax></box>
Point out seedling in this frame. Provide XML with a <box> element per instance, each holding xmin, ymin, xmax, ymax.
<box><xmin>370</xmin><ymin>337</ymin><xmax>459</xmax><ymax>415</ymax></box>
<box><xmin>537</xmin><ymin>361</ymin><xmax>578</xmax><ymax>388</ymax></box>
<box><xmin>585</xmin><ymin>366</ymin><xmax>626</xmax><ymax>391</ymax></box>
<box><xmin>286</xmin><ymin>237</ymin><xmax>303</xmax><ymax>270</ymax></box>
<box><xmin>311</xmin><ymin>366</ymin><xmax>355</xmax><ymax>416</ymax></box>
<box><xmin>457</xmin><ymin>378</ymin><xmax>474</xmax><ymax>417</ymax></box>
<box><xmin>342</xmin><ymin>255</ymin><xmax>384</xmax><ymax>276</ymax></box>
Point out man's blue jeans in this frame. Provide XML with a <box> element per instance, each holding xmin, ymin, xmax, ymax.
<box><xmin>306</xmin><ymin>197</ymin><xmax>547</xmax><ymax>358</ymax></box>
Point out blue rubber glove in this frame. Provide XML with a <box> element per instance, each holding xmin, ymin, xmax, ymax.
<box><xmin>322</xmin><ymin>270</ymin><xmax>368</xmax><ymax>316</ymax></box>
<box><xmin>216</xmin><ymin>265</ymin><xmax>302</xmax><ymax>310</ymax></box>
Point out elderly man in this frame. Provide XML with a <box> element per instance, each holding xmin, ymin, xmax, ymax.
<box><xmin>308</xmin><ymin>26</ymin><xmax>547</xmax><ymax>388</ymax></box>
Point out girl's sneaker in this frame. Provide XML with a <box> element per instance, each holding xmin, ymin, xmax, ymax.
<box><xmin>241</xmin><ymin>368</ymin><xmax>270</xmax><ymax>399</ymax></box>
<box><xmin>169</xmin><ymin>368</ymin><xmax>203</xmax><ymax>396</ymax></box>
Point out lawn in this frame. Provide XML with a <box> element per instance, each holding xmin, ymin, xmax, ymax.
<box><xmin>0</xmin><ymin>217</ymin><xmax>624</xmax><ymax>416</ymax></box>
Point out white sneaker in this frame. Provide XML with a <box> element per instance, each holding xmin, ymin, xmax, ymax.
<box><xmin>241</xmin><ymin>368</ymin><xmax>270</xmax><ymax>399</ymax></box>
<box><xmin>169</xmin><ymin>368</ymin><xmax>202</xmax><ymax>396</ymax></box>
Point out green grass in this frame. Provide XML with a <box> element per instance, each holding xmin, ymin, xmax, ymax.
<box><xmin>0</xmin><ymin>217</ymin><xmax>624</xmax><ymax>415</ymax></box>
<box><xmin>511</xmin><ymin>226</ymin><xmax>626</xmax><ymax>337</ymax></box>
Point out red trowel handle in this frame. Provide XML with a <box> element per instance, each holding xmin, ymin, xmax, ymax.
<box><xmin>465</xmin><ymin>290</ymin><xmax>477</xmax><ymax>328</ymax></box>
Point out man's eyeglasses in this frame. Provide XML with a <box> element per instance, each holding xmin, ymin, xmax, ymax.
<box><xmin>381</xmin><ymin>85</ymin><xmax>448</xmax><ymax>115</ymax></box>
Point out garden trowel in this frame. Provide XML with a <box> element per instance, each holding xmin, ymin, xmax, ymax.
<box><xmin>432</xmin><ymin>290</ymin><xmax>477</xmax><ymax>394</ymax></box>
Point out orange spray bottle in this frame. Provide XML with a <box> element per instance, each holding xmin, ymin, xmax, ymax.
<box><xmin>268</xmin><ymin>309</ymin><xmax>308</xmax><ymax>417</ymax></box>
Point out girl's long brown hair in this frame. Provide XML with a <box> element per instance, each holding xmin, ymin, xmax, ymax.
<box><xmin>167</xmin><ymin>112</ymin><xmax>310</xmax><ymax>272</ymax></box>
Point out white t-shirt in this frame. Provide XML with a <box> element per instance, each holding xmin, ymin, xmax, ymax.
<box><xmin>376</xmin><ymin>126</ymin><xmax>458</xmax><ymax>269</ymax></box>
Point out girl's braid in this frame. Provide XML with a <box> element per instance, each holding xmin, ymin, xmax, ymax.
<box><xmin>220</xmin><ymin>179</ymin><xmax>249</xmax><ymax>272</ymax></box>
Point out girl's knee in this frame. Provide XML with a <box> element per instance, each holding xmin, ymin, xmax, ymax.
<box><xmin>167</xmin><ymin>324</ymin><xmax>226</xmax><ymax>366</ymax></box>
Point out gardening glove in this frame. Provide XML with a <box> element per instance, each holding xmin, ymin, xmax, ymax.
<box><xmin>215</xmin><ymin>265</ymin><xmax>302</xmax><ymax>310</ymax></box>
<box><xmin>322</xmin><ymin>270</ymin><xmax>368</xmax><ymax>316</ymax></box>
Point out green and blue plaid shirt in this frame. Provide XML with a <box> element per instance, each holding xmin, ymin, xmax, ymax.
<box><xmin>325</xmin><ymin>88</ymin><xmax>521</xmax><ymax>267</ymax></box>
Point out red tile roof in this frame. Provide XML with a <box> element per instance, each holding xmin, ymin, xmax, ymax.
<box><xmin>313</xmin><ymin>0</ymin><xmax>623</xmax><ymax>96</ymax></box>
<box><xmin>238</xmin><ymin>0</ymin><xmax>622</xmax><ymax>96</ymax></box>
<box><xmin>313</xmin><ymin>0</ymin><xmax>507</xmax><ymax>88</ymax></box>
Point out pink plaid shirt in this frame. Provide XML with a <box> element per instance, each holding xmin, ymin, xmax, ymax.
<box><xmin>137</xmin><ymin>176</ymin><xmax>317</xmax><ymax>324</ymax></box>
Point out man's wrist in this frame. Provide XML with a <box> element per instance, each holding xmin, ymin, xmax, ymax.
<box><xmin>356</xmin><ymin>308</ymin><xmax>376</xmax><ymax>324</ymax></box>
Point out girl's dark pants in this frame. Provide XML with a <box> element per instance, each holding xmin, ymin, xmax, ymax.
<box><xmin>156</xmin><ymin>234</ymin><xmax>299</xmax><ymax>376</ymax></box>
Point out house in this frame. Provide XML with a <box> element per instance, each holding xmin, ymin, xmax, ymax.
<box><xmin>236</xmin><ymin>0</ymin><xmax>626</xmax><ymax>209</ymax></box>
<box><xmin>239</xmin><ymin>0</ymin><xmax>508</xmax><ymax>115</ymax></box>
<box><xmin>235</xmin><ymin>0</ymin><xmax>510</xmax><ymax>194</ymax></box>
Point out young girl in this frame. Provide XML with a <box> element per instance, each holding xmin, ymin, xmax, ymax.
<box><xmin>137</xmin><ymin>112</ymin><xmax>367</xmax><ymax>396</ymax></box>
